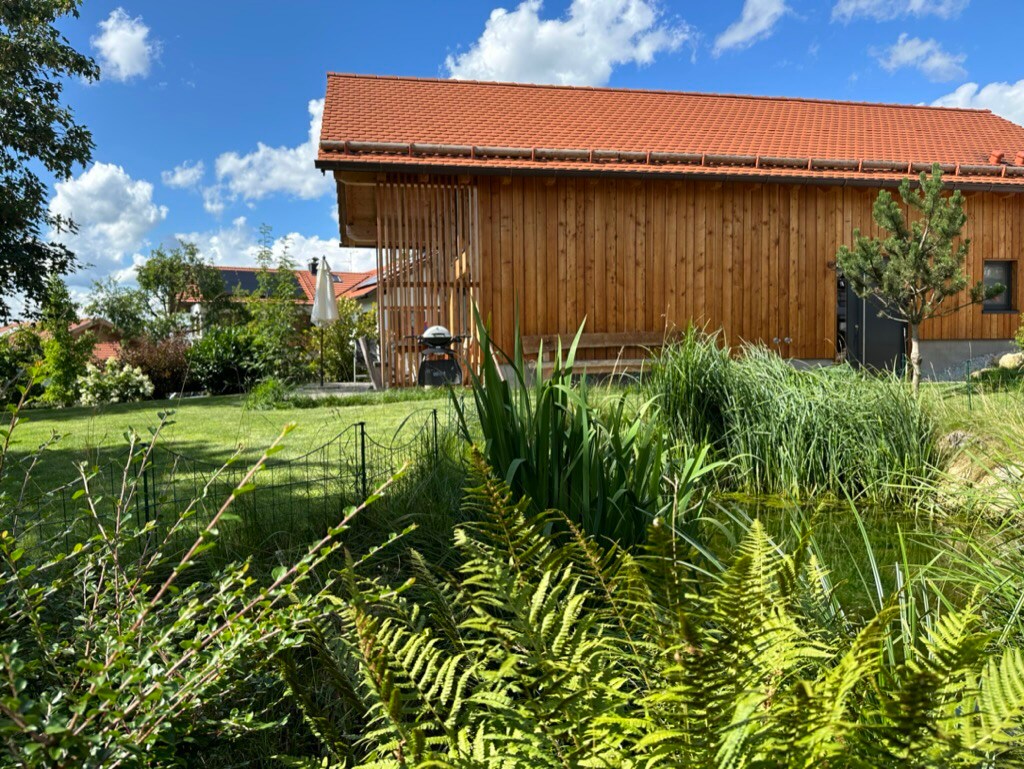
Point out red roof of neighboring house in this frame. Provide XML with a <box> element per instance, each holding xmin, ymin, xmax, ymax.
<box><xmin>1</xmin><ymin>317</ymin><xmax>115</xmax><ymax>337</ymax></box>
<box><xmin>1</xmin><ymin>318</ymin><xmax>121</xmax><ymax>362</ymax></box>
<box><xmin>207</xmin><ymin>265</ymin><xmax>377</xmax><ymax>304</ymax></box>
<box><xmin>92</xmin><ymin>341</ymin><xmax>121</xmax><ymax>362</ymax></box>
<box><xmin>297</xmin><ymin>268</ymin><xmax>378</xmax><ymax>301</ymax></box>
<box><xmin>317</xmin><ymin>73</ymin><xmax>1024</xmax><ymax>189</ymax></box>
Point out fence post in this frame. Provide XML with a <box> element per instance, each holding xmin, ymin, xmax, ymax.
<box><xmin>432</xmin><ymin>408</ymin><xmax>439</xmax><ymax>460</ymax></box>
<box><xmin>141</xmin><ymin>446</ymin><xmax>151</xmax><ymax>525</ymax></box>
<box><xmin>61</xmin><ymin>487</ymin><xmax>70</xmax><ymax>556</ymax></box>
<box><xmin>358</xmin><ymin>422</ymin><xmax>368</xmax><ymax>499</ymax></box>
<box><xmin>966</xmin><ymin>358</ymin><xmax>973</xmax><ymax>412</ymax></box>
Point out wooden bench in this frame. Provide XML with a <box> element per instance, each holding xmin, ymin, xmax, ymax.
<box><xmin>521</xmin><ymin>331</ymin><xmax>669</xmax><ymax>379</ymax></box>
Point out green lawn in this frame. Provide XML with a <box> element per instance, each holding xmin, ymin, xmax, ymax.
<box><xmin>3</xmin><ymin>391</ymin><xmax>454</xmax><ymax>499</ymax></box>
<box><xmin>5</xmin><ymin>381</ymin><xmax>1020</xmax><ymax>495</ymax></box>
<box><xmin>922</xmin><ymin>381</ymin><xmax>1024</xmax><ymax>464</ymax></box>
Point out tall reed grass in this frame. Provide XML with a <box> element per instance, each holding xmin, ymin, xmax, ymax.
<box><xmin>648</xmin><ymin>327</ymin><xmax>942</xmax><ymax>502</ymax></box>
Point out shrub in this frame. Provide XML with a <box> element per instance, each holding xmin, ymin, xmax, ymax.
<box><xmin>120</xmin><ymin>333</ymin><xmax>191</xmax><ymax>398</ymax></box>
<box><xmin>244</xmin><ymin>377</ymin><xmax>291</xmax><ymax>410</ymax></box>
<box><xmin>649</xmin><ymin>327</ymin><xmax>940</xmax><ymax>501</ymax></box>
<box><xmin>0</xmin><ymin>327</ymin><xmax>43</xmax><ymax>402</ymax></box>
<box><xmin>454</xmin><ymin>320</ymin><xmax>684</xmax><ymax>546</ymax></box>
<box><xmin>39</xmin><ymin>334</ymin><xmax>93</xmax><ymax>407</ymax></box>
<box><xmin>77</xmin><ymin>358</ymin><xmax>154</xmax><ymax>406</ymax></box>
<box><xmin>38</xmin><ymin>274</ymin><xmax>93</xmax><ymax>407</ymax></box>
<box><xmin>188</xmin><ymin>325</ymin><xmax>261</xmax><ymax>394</ymax></box>
<box><xmin>303</xmin><ymin>300</ymin><xmax>377</xmax><ymax>383</ymax></box>
<box><xmin>0</xmin><ymin>420</ymin><xmax>368</xmax><ymax>766</ymax></box>
<box><xmin>1016</xmin><ymin>313</ymin><xmax>1024</xmax><ymax>349</ymax></box>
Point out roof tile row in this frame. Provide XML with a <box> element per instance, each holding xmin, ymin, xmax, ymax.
<box><xmin>318</xmin><ymin>73</ymin><xmax>1024</xmax><ymax>187</ymax></box>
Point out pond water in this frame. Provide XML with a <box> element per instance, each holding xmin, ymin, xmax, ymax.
<box><xmin>691</xmin><ymin>493</ymin><xmax>949</xmax><ymax>613</ymax></box>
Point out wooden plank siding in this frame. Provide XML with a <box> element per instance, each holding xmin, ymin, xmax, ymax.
<box><xmin>471</xmin><ymin>175</ymin><xmax>1024</xmax><ymax>360</ymax></box>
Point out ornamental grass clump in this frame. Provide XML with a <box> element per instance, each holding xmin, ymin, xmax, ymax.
<box><xmin>650</xmin><ymin>328</ymin><xmax>941</xmax><ymax>502</ymax></box>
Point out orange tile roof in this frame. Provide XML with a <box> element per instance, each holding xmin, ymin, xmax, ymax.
<box><xmin>92</xmin><ymin>340</ymin><xmax>121</xmax><ymax>362</ymax></box>
<box><xmin>302</xmin><ymin>268</ymin><xmax>377</xmax><ymax>301</ymax></box>
<box><xmin>317</xmin><ymin>73</ymin><xmax>1024</xmax><ymax>188</ymax></box>
<box><xmin>210</xmin><ymin>265</ymin><xmax>376</xmax><ymax>304</ymax></box>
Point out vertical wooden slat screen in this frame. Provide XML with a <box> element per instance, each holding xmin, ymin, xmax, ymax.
<box><xmin>374</xmin><ymin>176</ymin><xmax>481</xmax><ymax>388</ymax></box>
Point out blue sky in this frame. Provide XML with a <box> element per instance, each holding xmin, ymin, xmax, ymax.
<box><xmin>47</xmin><ymin>0</ymin><xmax>1024</xmax><ymax>302</ymax></box>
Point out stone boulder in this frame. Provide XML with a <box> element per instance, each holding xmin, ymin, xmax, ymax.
<box><xmin>997</xmin><ymin>352</ymin><xmax>1024</xmax><ymax>370</ymax></box>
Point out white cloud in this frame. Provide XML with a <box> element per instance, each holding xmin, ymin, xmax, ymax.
<box><xmin>932</xmin><ymin>79</ymin><xmax>1024</xmax><ymax>126</ymax></box>
<box><xmin>173</xmin><ymin>218</ymin><xmax>375</xmax><ymax>273</ymax></box>
<box><xmin>875</xmin><ymin>34</ymin><xmax>966</xmax><ymax>81</ymax></box>
<box><xmin>161</xmin><ymin>160</ymin><xmax>205</xmax><ymax>189</ymax></box>
<box><xmin>832</xmin><ymin>0</ymin><xmax>967</xmax><ymax>22</ymax></box>
<box><xmin>91</xmin><ymin>8</ymin><xmax>158</xmax><ymax>82</ymax></box>
<box><xmin>49</xmin><ymin>162</ymin><xmax>167</xmax><ymax>270</ymax></box>
<box><xmin>713</xmin><ymin>0</ymin><xmax>790</xmax><ymax>56</ymax></box>
<box><xmin>201</xmin><ymin>185</ymin><xmax>226</xmax><ymax>216</ymax></box>
<box><xmin>214</xmin><ymin>98</ymin><xmax>332</xmax><ymax>204</ymax></box>
<box><xmin>444</xmin><ymin>0</ymin><xmax>692</xmax><ymax>86</ymax></box>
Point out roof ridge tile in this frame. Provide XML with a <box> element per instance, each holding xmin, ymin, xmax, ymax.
<box><xmin>324</xmin><ymin>71</ymin><xmax>993</xmax><ymax>115</ymax></box>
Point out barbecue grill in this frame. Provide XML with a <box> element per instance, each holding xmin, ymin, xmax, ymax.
<box><xmin>414</xmin><ymin>325</ymin><xmax>465</xmax><ymax>386</ymax></box>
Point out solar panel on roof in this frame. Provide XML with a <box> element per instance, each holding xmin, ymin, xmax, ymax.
<box><xmin>221</xmin><ymin>270</ymin><xmax>262</xmax><ymax>294</ymax></box>
<box><xmin>220</xmin><ymin>269</ymin><xmax>305</xmax><ymax>298</ymax></box>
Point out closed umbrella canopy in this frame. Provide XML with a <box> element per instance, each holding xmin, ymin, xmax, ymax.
<box><xmin>311</xmin><ymin>256</ymin><xmax>339</xmax><ymax>327</ymax></box>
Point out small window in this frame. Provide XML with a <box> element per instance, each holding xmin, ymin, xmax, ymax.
<box><xmin>983</xmin><ymin>260</ymin><xmax>1015</xmax><ymax>312</ymax></box>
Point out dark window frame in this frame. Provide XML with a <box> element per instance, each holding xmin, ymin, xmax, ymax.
<box><xmin>982</xmin><ymin>260</ymin><xmax>1016</xmax><ymax>313</ymax></box>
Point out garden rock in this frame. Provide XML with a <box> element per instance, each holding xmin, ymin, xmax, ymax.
<box><xmin>939</xmin><ymin>430</ymin><xmax>975</xmax><ymax>454</ymax></box>
<box><xmin>997</xmin><ymin>352</ymin><xmax>1024</xmax><ymax>370</ymax></box>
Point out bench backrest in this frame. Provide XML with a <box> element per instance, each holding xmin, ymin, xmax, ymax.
<box><xmin>521</xmin><ymin>331</ymin><xmax>669</xmax><ymax>356</ymax></box>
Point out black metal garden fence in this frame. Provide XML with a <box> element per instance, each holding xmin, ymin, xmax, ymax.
<box><xmin>12</xmin><ymin>403</ymin><xmax>464</xmax><ymax>555</ymax></box>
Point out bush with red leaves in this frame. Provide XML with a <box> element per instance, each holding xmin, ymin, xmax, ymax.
<box><xmin>121</xmin><ymin>334</ymin><xmax>193</xmax><ymax>399</ymax></box>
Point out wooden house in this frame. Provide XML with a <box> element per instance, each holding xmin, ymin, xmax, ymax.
<box><xmin>316</xmin><ymin>74</ymin><xmax>1024</xmax><ymax>386</ymax></box>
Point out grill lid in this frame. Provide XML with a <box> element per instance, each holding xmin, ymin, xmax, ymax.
<box><xmin>420</xmin><ymin>325</ymin><xmax>454</xmax><ymax>347</ymax></box>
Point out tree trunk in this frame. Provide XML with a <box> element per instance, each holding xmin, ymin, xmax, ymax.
<box><xmin>909</xmin><ymin>323</ymin><xmax>922</xmax><ymax>396</ymax></box>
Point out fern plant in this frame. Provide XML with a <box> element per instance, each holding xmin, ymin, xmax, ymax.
<box><xmin>282</xmin><ymin>455</ymin><xmax>1024</xmax><ymax>768</ymax></box>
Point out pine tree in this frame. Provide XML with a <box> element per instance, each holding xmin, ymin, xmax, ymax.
<box><xmin>836</xmin><ymin>164</ymin><xmax>1002</xmax><ymax>394</ymax></box>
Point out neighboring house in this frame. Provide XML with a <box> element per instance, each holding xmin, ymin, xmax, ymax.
<box><xmin>317</xmin><ymin>73</ymin><xmax>1024</xmax><ymax>385</ymax></box>
<box><xmin>0</xmin><ymin>317</ymin><xmax>121</xmax><ymax>363</ymax></box>
<box><xmin>184</xmin><ymin>266</ymin><xmax>378</xmax><ymax>323</ymax></box>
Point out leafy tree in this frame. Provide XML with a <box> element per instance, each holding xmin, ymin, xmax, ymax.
<box><xmin>84</xmin><ymin>278</ymin><xmax>151</xmax><ymax>340</ymax></box>
<box><xmin>136</xmin><ymin>240</ymin><xmax>227</xmax><ymax>338</ymax></box>
<box><xmin>0</xmin><ymin>1</ymin><xmax>98</xmax><ymax>322</ymax></box>
<box><xmin>303</xmin><ymin>299</ymin><xmax>377</xmax><ymax>382</ymax></box>
<box><xmin>836</xmin><ymin>165</ymin><xmax>1002</xmax><ymax>394</ymax></box>
<box><xmin>38</xmin><ymin>273</ymin><xmax>93</xmax><ymax>406</ymax></box>
<box><xmin>246</xmin><ymin>227</ymin><xmax>305</xmax><ymax>382</ymax></box>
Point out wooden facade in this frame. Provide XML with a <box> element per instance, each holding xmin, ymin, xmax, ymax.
<box><xmin>339</xmin><ymin>171</ymin><xmax>1023</xmax><ymax>384</ymax></box>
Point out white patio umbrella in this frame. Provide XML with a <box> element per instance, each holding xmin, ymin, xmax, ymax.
<box><xmin>310</xmin><ymin>256</ymin><xmax>339</xmax><ymax>386</ymax></box>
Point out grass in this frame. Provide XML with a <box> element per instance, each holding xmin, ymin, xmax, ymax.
<box><xmin>3</xmin><ymin>390</ymin><xmax>452</xmax><ymax>498</ymax></box>
<box><xmin>648</xmin><ymin>328</ymin><xmax>942</xmax><ymax>503</ymax></box>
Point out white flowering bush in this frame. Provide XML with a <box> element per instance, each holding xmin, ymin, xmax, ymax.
<box><xmin>77</xmin><ymin>358</ymin><xmax>155</xmax><ymax>406</ymax></box>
